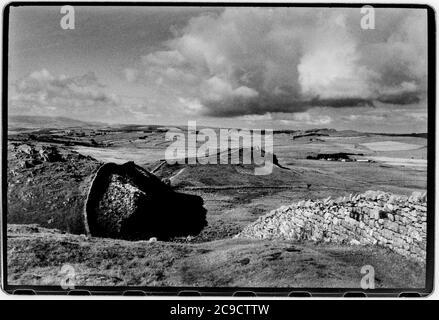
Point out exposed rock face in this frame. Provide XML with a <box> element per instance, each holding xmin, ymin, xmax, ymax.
<box><xmin>238</xmin><ymin>191</ymin><xmax>427</xmax><ymax>262</ymax></box>
<box><xmin>15</xmin><ymin>143</ymin><xmax>64</xmax><ymax>165</ymax></box>
<box><xmin>38</xmin><ymin>145</ymin><xmax>63</xmax><ymax>162</ymax></box>
<box><xmin>95</xmin><ymin>174</ymin><xmax>147</xmax><ymax>237</ymax></box>
<box><xmin>84</xmin><ymin>161</ymin><xmax>207</xmax><ymax>240</ymax></box>
<box><xmin>7</xmin><ymin>143</ymin><xmax>99</xmax><ymax>234</ymax></box>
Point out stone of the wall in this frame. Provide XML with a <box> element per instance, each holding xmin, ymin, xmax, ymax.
<box><xmin>238</xmin><ymin>191</ymin><xmax>427</xmax><ymax>262</ymax></box>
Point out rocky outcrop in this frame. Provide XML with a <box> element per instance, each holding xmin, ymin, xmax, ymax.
<box><xmin>8</xmin><ymin>143</ymin><xmax>207</xmax><ymax>240</ymax></box>
<box><xmin>14</xmin><ymin>143</ymin><xmax>64</xmax><ymax>167</ymax></box>
<box><xmin>7</xmin><ymin>143</ymin><xmax>100</xmax><ymax>234</ymax></box>
<box><xmin>238</xmin><ymin>191</ymin><xmax>427</xmax><ymax>262</ymax></box>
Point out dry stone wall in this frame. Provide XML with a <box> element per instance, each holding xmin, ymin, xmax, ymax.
<box><xmin>238</xmin><ymin>191</ymin><xmax>427</xmax><ymax>262</ymax></box>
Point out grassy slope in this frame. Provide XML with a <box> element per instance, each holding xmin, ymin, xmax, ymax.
<box><xmin>8</xmin><ymin>115</ymin><xmax>92</xmax><ymax>129</ymax></box>
<box><xmin>155</xmin><ymin>159</ymin><xmax>426</xmax><ymax>242</ymax></box>
<box><xmin>6</xmin><ymin>127</ymin><xmax>428</xmax><ymax>288</ymax></box>
<box><xmin>7</xmin><ymin>225</ymin><xmax>425</xmax><ymax>288</ymax></box>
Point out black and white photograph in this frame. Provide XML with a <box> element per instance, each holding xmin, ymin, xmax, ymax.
<box><xmin>2</xmin><ymin>3</ymin><xmax>433</xmax><ymax>295</ymax></box>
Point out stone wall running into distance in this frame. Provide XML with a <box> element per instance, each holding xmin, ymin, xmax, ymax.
<box><xmin>238</xmin><ymin>191</ymin><xmax>427</xmax><ymax>262</ymax></box>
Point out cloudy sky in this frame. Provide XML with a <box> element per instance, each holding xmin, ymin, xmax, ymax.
<box><xmin>8</xmin><ymin>6</ymin><xmax>428</xmax><ymax>132</ymax></box>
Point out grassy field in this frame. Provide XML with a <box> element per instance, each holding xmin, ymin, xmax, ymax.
<box><xmin>7</xmin><ymin>224</ymin><xmax>425</xmax><ymax>288</ymax></box>
<box><xmin>6</xmin><ymin>117</ymin><xmax>428</xmax><ymax>287</ymax></box>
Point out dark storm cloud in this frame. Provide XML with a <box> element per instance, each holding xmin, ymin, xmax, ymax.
<box><xmin>129</xmin><ymin>8</ymin><xmax>427</xmax><ymax>117</ymax></box>
<box><xmin>201</xmin><ymin>96</ymin><xmax>373</xmax><ymax>117</ymax></box>
<box><xmin>377</xmin><ymin>91</ymin><xmax>422</xmax><ymax>105</ymax></box>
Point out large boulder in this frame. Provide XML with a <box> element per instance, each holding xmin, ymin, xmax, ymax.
<box><xmin>84</xmin><ymin>162</ymin><xmax>207</xmax><ymax>240</ymax></box>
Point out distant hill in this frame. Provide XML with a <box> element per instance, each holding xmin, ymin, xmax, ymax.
<box><xmin>8</xmin><ymin>115</ymin><xmax>104</xmax><ymax>129</ymax></box>
<box><xmin>373</xmin><ymin>132</ymin><xmax>428</xmax><ymax>139</ymax></box>
<box><xmin>8</xmin><ymin>115</ymin><xmax>427</xmax><ymax>138</ymax></box>
<box><xmin>274</xmin><ymin>127</ymin><xmax>427</xmax><ymax>138</ymax></box>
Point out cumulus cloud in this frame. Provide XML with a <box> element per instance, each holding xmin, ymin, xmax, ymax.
<box><xmin>129</xmin><ymin>8</ymin><xmax>427</xmax><ymax>117</ymax></box>
<box><xmin>9</xmin><ymin>69</ymin><xmax>138</xmax><ymax>122</ymax></box>
<box><xmin>338</xmin><ymin>101</ymin><xmax>427</xmax><ymax>130</ymax></box>
<box><xmin>279</xmin><ymin>113</ymin><xmax>332</xmax><ymax>126</ymax></box>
